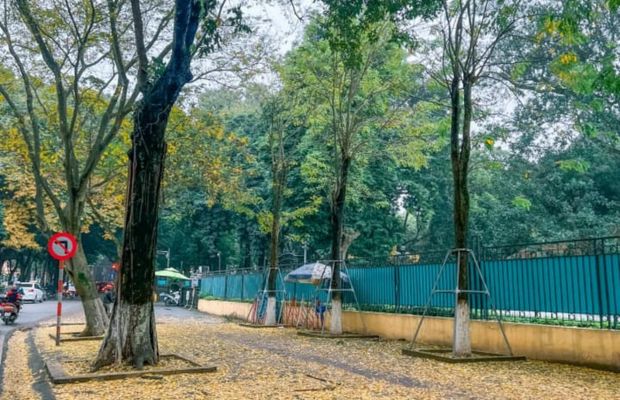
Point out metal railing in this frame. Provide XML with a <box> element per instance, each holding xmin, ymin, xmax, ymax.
<box><xmin>199</xmin><ymin>237</ymin><xmax>620</xmax><ymax>330</ymax></box>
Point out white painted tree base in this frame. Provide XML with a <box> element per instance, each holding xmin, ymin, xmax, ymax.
<box><xmin>330</xmin><ymin>298</ymin><xmax>342</xmax><ymax>334</ymax></box>
<box><xmin>264</xmin><ymin>296</ymin><xmax>277</xmax><ymax>326</ymax></box>
<box><xmin>453</xmin><ymin>298</ymin><xmax>472</xmax><ymax>356</ymax></box>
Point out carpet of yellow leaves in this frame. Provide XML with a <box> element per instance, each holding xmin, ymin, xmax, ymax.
<box><xmin>5</xmin><ymin>310</ymin><xmax>620</xmax><ymax>400</ymax></box>
<box><xmin>0</xmin><ymin>331</ymin><xmax>39</xmax><ymax>400</ymax></box>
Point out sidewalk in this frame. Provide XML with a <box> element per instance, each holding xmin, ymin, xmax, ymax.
<box><xmin>2</xmin><ymin>306</ymin><xmax>619</xmax><ymax>399</ymax></box>
<box><xmin>0</xmin><ymin>301</ymin><xmax>83</xmax><ymax>399</ymax></box>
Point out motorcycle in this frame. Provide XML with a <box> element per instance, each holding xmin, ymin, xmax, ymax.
<box><xmin>1</xmin><ymin>301</ymin><xmax>19</xmax><ymax>325</ymax></box>
<box><xmin>159</xmin><ymin>290</ymin><xmax>181</xmax><ymax>306</ymax></box>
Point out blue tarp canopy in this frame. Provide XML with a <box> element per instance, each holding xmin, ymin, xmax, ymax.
<box><xmin>284</xmin><ymin>262</ymin><xmax>349</xmax><ymax>285</ymax></box>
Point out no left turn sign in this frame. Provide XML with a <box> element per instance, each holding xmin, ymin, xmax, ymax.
<box><xmin>47</xmin><ymin>232</ymin><xmax>78</xmax><ymax>261</ymax></box>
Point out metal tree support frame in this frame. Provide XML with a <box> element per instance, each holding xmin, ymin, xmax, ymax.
<box><xmin>312</xmin><ymin>259</ymin><xmax>368</xmax><ymax>335</ymax></box>
<box><xmin>247</xmin><ymin>267</ymin><xmax>287</xmax><ymax>325</ymax></box>
<box><xmin>200</xmin><ymin>236</ymin><xmax>619</xmax><ymax>331</ymax></box>
<box><xmin>408</xmin><ymin>248</ymin><xmax>515</xmax><ymax>357</ymax></box>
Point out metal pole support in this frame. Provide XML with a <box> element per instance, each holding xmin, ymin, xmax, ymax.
<box><xmin>55</xmin><ymin>260</ymin><xmax>64</xmax><ymax>346</ymax></box>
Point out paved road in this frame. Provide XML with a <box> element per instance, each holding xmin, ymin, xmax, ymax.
<box><xmin>0</xmin><ymin>301</ymin><xmax>211</xmax><ymax>368</ymax></box>
<box><xmin>0</xmin><ymin>299</ymin><xmax>83</xmax><ymax>333</ymax></box>
<box><xmin>1</xmin><ymin>301</ymin><xmax>210</xmax><ymax>336</ymax></box>
<box><xmin>154</xmin><ymin>303</ymin><xmax>222</xmax><ymax>322</ymax></box>
<box><xmin>0</xmin><ymin>300</ymin><xmax>83</xmax><ymax>365</ymax></box>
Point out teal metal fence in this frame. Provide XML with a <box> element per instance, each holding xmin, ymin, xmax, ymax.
<box><xmin>200</xmin><ymin>237</ymin><xmax>620</xmax><ymax>329</ymax></box>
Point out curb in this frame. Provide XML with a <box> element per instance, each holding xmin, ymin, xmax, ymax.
<box><xmin>47</xmin><ymin>353</ymin><xmax>216</xmax><ymax>384</ymax></box>
<box><xmin>0</xmin><ymin>322</ymin><xmax>55</xmax><ymax>398</ymax></box>
<box><xmin>0</xmin><ymin>305</ymin><xmax>85</xmax><ymax>397</ymax></box>
<box><xmin>0</xmin><ymin>328</ymin><xmax>16</xmax><ymax>397</ymax></box>
<box><xmin>27</xmin><ymin>331</ymin><xmax>56</xmax><ymax>399</ymax></box>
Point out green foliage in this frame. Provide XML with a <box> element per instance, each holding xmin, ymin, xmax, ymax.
<box><xmin>0</xmin><ymin>194</ymin><xmax>6</xmax><ymax>242</ymax></box>
<box><xmin>282</xmin><ymin>17</ymin><xmax>436</xmax><ymax>193</ymax></box>
<box><xmin>319</xmin><ymin>0</ymin><xmax>441</xmax><ymax>67</ymax></box>
<box><xmin>512</xmin><ymin>196</ymin><xmax>532</xmax><ymax>211</ymax></box>
<box><xmin>556</xmin><ymin>159</ymin><xmax>590</xmax><ymax>173</ymax></box>
<box><xmin>1</xmin><ymin>0</ymin><xmax>618</xmax><ymax>273</ymax></box>
<box><xmin>197</xmin><ymin>2</ymin><xmax>251</xmax><ymax>56</ymax></box>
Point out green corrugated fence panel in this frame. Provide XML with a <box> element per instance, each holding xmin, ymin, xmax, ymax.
<box><xmin>482</xmin><ymin>255</ymin><xmax>605</xmax><ymax>314</ymax></box>
<box><xmin>603</xmin><ymin>254</ymin><xmax>620</xmax><ymax>319</ymax></box>
<box><xmin>226</xmin><ymin>275</ymin><xmax>243</xmax><ymax>299</ymax></box>
<box><xmin>395</xmin><ymin>263</ymin><xmax>456</xmax><ymax>309</ymax></box>
<box><xmin>202</xmin><ymin>275</ymin><xmax>226</xmax><ymax>298</ymax></box>
<box><xmin>200</xmin><ymin>253</ymin><xmax>620</xmax><ymax>322</ymax></box>
<box><xmin>242</xmin><ymin>273</ymin><xmax>262</xmax><ymax>299</ymax></box>
<box><xmin>347</xmin><ymin>267</ymin><xmax>393</xmax><ymax>306</ymax></box>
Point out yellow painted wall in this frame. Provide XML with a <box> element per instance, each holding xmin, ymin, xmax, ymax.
<box><xmin>342</xmin><ymin>311</ymin><xmax>620</xmax><ymax>371</ymax></box>
<box><xmin>197</xmin><ymin>299</ymin><xmax>252</xmax><ymax>320</ymax></box>
<box><xmin>197</xmin><ymin>300</ymin><xmax>620</xmax><ymax>371</ymax></box>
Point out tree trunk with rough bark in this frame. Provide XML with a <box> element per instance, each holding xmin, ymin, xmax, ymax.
<box><xmin>93</xmin><ymin>94</ymin><xmax>169</xmax><ymax>369</ymax></box>
<box><xmin>340</xmin><ymin>229</ymin><xmax>359</xmax><ymax>261</ymax></box>
<box><xmin>93</xmin><ymin>0</ymin><xmax>200</xmax><ymax>369</ymax></box>
<box><xmin>329</xmin><ymin>156</ymin><xmax>351</xmax><ymax>335</ymax></box>
<box><xmin>65</xmin><ymin>202</ymin><xmax>109</xmax><ymax>336</ymax></box>
<box><xmin>265</xmin><ymin>156</ymin><xmax>285</xmax><ymax>325</ymax></box>
<box><xmin>265</xmin><ymin>197</ymin><xmax>281</xmax><ymax>325</ymax></box>
<box><xmin>265</xmin><ymin>108</ymin><xmax>289</xmax><ymax>326</ymax></box>
<box><xmin>451</xmin><ymin>74</ymin><xmax>473</xmax><ymax>357</ymax></box>
<box><xmin>67</xmin><ymin>244</ymin><xmax>109</xmax><ymax>336</ymax></box>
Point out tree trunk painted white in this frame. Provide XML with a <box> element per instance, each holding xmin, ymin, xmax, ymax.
<box><xmin>264</xmin><ymin>296</ymin><xmax>277</xmax><ymax>326</ymax></box>
<box><xmin>453</xmin><ymin>298</ymin><xmax>472</xmax><ymax>357</ymax></box>
<box><xmin>330</xmin><ymin>298</ymin><xmax>342</xmax><ymax>335</ymax></box>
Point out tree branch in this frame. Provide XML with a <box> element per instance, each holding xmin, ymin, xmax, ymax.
<box><xmin>129</xmin><ymin>0</ymin><xmax>149</xmax><ymax>90</ymax></box>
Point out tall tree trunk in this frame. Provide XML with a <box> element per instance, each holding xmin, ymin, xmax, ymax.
<box><xmin>451</xmin><ymin>75</ymin><xmax>472</xmax><ymax>357</ymax></box>
<box><xmin>65</xmin><ymin>204</ymin><xmax>109</xmax><ymax>336</ymax></box>
<box><xmin>330</xmin><ymin>156</ymin><xmax>351</xmax><ymax>335</ymax></box>
<box><xmin>21</xmin><ymin>253</ymin><xmax>33</xmax><ymax>282</ymax></box>
<box><xmin>46</xmin><ymin>258</ymin><xmax>57</xmax><ymax>288</ymax></box>
<box><xmin>93</xmin><ymin>0</ymin><xmax>200</xmax><ymax>370</ymax></box>
<box><xmin>93</xmin><ymin>99</ymin><xmax>168</xmax><ymax>369</ymax></box>
<box><xmin>67</xmin><ymin>244</ymin><xmax>109</xmax><ymax>336</ymax></box>
<box><xmin>242</xmin><ymin>223</ymin><xmax>252</xmax><ymax>269</ymax></box>
<box><xmin>340</xmin><ymin>229</ymin><xmax>359</xmax><ymax>261</ymax></box>
<box><xmin>8</xmin><ymin>259</ymin><xmax>17</xmax><ymax>283</ymax></box>
<box><xmin>265</xmin><ymin>165</ymin><xmax>284</xmax><ymax>325</ymax></box>
<box><xmin>265</xmin><ymin>216</ymin><xmax>279</xmax><ymax>325</ymax></box>
<box><xmin>265</xmin><ymin>239</ymin><xmax>280</xmax><ymax>324</ymax></box>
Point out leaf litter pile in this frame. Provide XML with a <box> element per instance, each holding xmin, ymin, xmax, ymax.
<box><xmin>59</xmin><ymin>354</ymin><xmax>193</xmax><ymax>376</ymax></box>
<box><xmin>3</xmin><ymin>309</ymin><xmax>618</xmax><ymax>400</ymax></box>
<box><xmin>1</xmin><ymin>331</ymin><xmax>39</xmax><ymax>400</ymax></box>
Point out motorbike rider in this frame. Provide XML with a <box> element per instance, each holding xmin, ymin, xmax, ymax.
<box><xmin>102</xmin><ymin>284</ymin><xmax>115</xmax><ymax>315</ymax></box>
<box><xmin>5</xmin><ymin>285</ymin><xmax>22</xmax><ymax>312</ymax></box>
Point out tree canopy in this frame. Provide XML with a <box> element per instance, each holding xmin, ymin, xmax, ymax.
<box><xmin>0</xmin><ymin>0</ymin><xmax>617</xmax><ymax>281</ymax></box>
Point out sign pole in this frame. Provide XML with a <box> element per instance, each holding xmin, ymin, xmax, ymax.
<box><xmin>47</xmin><ymin>232</ymin><xmax>77</xmax><ymax>346</ymax></box>
<box><xmin>56</xmin><ymin>260</ymin><xmax>64</xmax><ymax>346</ymax></box>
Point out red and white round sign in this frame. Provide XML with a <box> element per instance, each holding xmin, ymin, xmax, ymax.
<box><xmin>47</xmin><ymin>232</ymin><xmax>78</xmax><ymax>261</ymax></box>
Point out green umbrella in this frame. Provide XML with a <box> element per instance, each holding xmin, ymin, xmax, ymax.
<box><xmin>155</xmin><ymin>268</ymin><xmax>190</xmax><ymax>280</ymax></box>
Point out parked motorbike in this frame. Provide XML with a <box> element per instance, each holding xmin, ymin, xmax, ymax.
<box><xmin>45</xmin><ymin>286</ymin><xmax>57</xmax><ymax>300</ymax></box>
<box><xmin>1</xmin><ymin>301</ymin><xmax>19</xmax><ymax>325</ymax></box>
<box><xmin>159</xmin><ymin>290</ymin><xmax>181</xmax><ymax>306</ymax></box>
